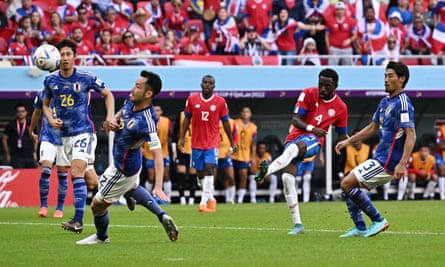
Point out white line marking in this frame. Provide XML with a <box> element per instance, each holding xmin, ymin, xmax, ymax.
<box><xmin>0</xmin><ymin>221</ymin><xmax>444</xmax><ymax>236</ymax></box>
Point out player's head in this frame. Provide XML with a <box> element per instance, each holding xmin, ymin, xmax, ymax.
<box><xmin>318</xmin><ymin>68</ymin><xmax>338</xmax><ymax>100</ymax></box>
<box><xmin>131</xmin><ymin>71</ymin><xmax>162</xmax><ymax>105</ymax></box>
<box><xmin>418</xmin><ymin>144</ymin><xmax>431</xmax><ymax>160</ymax></box>
<box><xmin>257</xmin><ymin>140</ymin><xmax>267</xmax><ymax>156</ymax></box>
<box><xmin>56</xmin><ymin>39</ymin><xmax>77</xmax><ymax>71</ymax></box>
<box><xmin>385</xmin><ymin>61</ymin><xmax>409</xmax><ymax>91</ymax></box>
<box><xmin>201</xmin><ymin>75</ymin><xmax>215</xmax><ymax>98</ymax></box>
<box><xmin>153</xmin><ymin>105</ymin><xmax>163</xmax><ymax>120</ymax></box>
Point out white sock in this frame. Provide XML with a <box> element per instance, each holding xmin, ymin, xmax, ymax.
<box><xmin>282</xmin><ymin>172</ymin><xmax>302</xmax><ymax>225</ymax></box>
<box><xmin>409</xmin><ymin>182</ymin><xmax>416</xmax><ymax>199</ymax></box>
<box><xmin>237</xmin><ymin>188</ymin><xmax>246</xmax><ymax>203</ymax></box>
<box><xmin>302</xmin><ymin>173</ymin><xmax>311</xmax><ymax>203</ymax></box>
<box><xmin>266</xmin><ymin>144</ymin><xmax>299</xmax><ymax>176</ymax></box>
<box><xmin>249</xmin><ymin>175</ymin><xmax>257</xmax><ymax>203</ymax></box>
<box><xmin>145</xmin><ymin>181</ymin><xmax>153</xmax><ymax>192</ymax></box>
<box><xmin>423</xmin><ymin>180</ymin><xmax>437</xmax><ymax>198</ymax></box>
<box><xmin>225</xmin><ymin>185</ymin><xmax>236</xmax><ymax>203</ymax></box>
<box><xmin>200</xmin><ymin>176</ymin><xmax>214</xmax><ymax>205</ymax></box>
<box><xmin>163</xmin><ymin>181</ymin><xmax>172</xmax><ymax>198</ymax></box>
<box><xmin>397</xmin><ymin>177</ymin><xmax>408</xmax><ymax>200</ymax></box>
<box><xmin>269</xmin><ymin>174</ymin><xmax>277</xmax><ymax>203</ymax></box>
<box><xmin>383</xmin><ymin>182</ymin><xmax>390</xmax><ymax>200</ymax></box>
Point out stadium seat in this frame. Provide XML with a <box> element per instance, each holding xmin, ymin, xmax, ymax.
<box><xmin>0</xmin><ymin>28</ymin><xmax>15</xmax><ymax>42</ymax></box>
<box><xmin>0</xmin><ymin>37</ymin><xmax>7</xmax><ymax>54</ymax></box>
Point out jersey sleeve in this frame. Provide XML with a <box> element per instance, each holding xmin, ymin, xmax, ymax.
<box><xmin>334</xmin><ymin>102</ymin><xmax>348</xmax><ymax>134</ymax></box>
<box><xmin>293</xmin><ymin>88</ymin><xmax>312</xmax><ymax>116</ymax></box>
<box><xmin>89</xmin><ymin>73</ymin><xmax>106</xmax><ymax>93</ymax></box>
<box><xmin>399</xmin><ymin>94</ymin><xmax>415</xmax><ymax>129</ymax></box>
<box><xmin>142</xmin><ymin>113</ymin><xmax>162</xmax><ymax>150</ymax></box>
<box><xmin>33</xmin><ymin>91</ymin><xmax>43</xmax><ymax>109</ymax></box>
<box><xmin>184</xmin><ymin>96</ymin><xmax>192</xmax><ymax>118</ymax></box>
<box><xmin>220</xmin><ymin>98</ymin><xmax>230</xmax><ymax>121</ymax></box>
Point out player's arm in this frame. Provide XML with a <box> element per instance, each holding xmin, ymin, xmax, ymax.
<box><xmin>149</xmin><ymin>133</ymin><xmax>170</xmax><ymax>202</ymax></box>
<box><xmin>335</xmin><ymin>122</ymin><xmax>378</xmax><ymax>154</ymax></box>
<box><xmin>222</xmin><ymin>119</ymin><xmax>236</xmax><ymax>152</ymax></box>
<box><xmin>101</xmin><ymin>88</ymin><xmax>118</xmax><ymax>131</ymax></box>
<box><xmin>1</xmin><ymin>129</ymin><xmax>10</xmax><ymax>163</ymax></box>
<box><xmin>29</xmin><ymin>108</ymin><xmax>41</xmax><ymax>143</ymax></box>
<box><xmin>42</xmin><ymin>98</ymin><xmax>62</xmax><ymax>129</ymax></box>
<box><xmin>393</xmin><ymin>127</ymin><xmax>416</xmax><ymax>179</ymax></box>
<box><xmin>291</xmin><ymin>113</ymin><xmax>327</xmax><ymax>137</ymax></box>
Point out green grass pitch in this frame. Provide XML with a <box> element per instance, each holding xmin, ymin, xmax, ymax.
<box><xmin>1</xmin><ymin>200</ymin><xmax>445</xmax><ymax>267</ymax></box>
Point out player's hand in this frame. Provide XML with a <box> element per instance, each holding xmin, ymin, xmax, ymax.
<box><xmin>103</xmin><ymin>119</ymin><xmax>119</xmax><ymax>132</ymax></box>
<box><xmin>178</xmin><ymin>138</ymin><xmax>184</xmax><ymax>152</ymax></box>
<box><xmin>230</xmin><ymin>145</ymin><xmax>238</xmax><ymax>154</ymax></box>
<box><xmin>335</xmin><ymin>139</ymin><xmax>348</xmax><ymax>154</ymax></box>
<box><xmin>312</xmin><ymin>127</ymin><xmax>327</xmax><ymax>138</ymax></box>
<box><xmin>152</xmin><ymin>187</ymin><xmax>171</xmax><ymax>203</ymax></box>
<box><xmin>393</xmin><ymin>163</ymin><xmax>407</xmax><ymax>180</ymax></box>
<box><xmin>49</xmin><ymin>118</ymin><xmax>63</xmax><ymax>129</ymax></box>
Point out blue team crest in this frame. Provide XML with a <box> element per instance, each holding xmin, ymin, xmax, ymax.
<box><xmin>73</xmin><ymin>82</ymin><xmax>81</xmax><ymax>92</ymax></box>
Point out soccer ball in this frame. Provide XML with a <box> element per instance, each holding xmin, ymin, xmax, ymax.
<box><xmin>32</xmin><ymin>44</ymin><xmax>60</xmax><ymax>71</ymax></box>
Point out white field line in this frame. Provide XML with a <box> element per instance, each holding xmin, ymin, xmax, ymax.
<box><xmin>0</xmin><ymin>221</ymin><xmax>444</xmax><ymax>236</ymax></box>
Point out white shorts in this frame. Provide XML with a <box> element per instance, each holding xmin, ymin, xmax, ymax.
<box><xmin>87</xmin><ymin>133</ymin><xmax>97</xmax><ymax>171</ymax></box>
<box><xmin>39</xmin><ymin>141</ymin><xmax>58</xmax><ymax>163</ymax></box>
<box><xmin>56</xmin><ymin>133</ymin><xmax>96</xmax><ymax>166</ymax></box>
<box><xmin>95</xmin><ymin>165</ymin><xmax>140</xmax><ymax>203</ymax></box>
<box><xmin>352</xmin><ymin>159</ymin><xmax>394</xmax><ymax>190</ymax></box>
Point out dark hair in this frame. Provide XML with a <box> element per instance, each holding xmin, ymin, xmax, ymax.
<box><xmin>141</xmin><ymin>70</ymin><xmax>162</xmax><ymax>96</ymax></box>
<box><xmin>386</xmin><ymin>61</ymin><xmax>410</xmax><ymax>88</ymax></box>
<box><xmin>76</xmin><ymin>4</ymin><xmax>87</xmax><ymax>13</ymax></box>
<box><xmin>202</xmin><ymin>74</ymin><xmax>215</xmax><ymax>83</ymax></box>
<box><xmin>56</xmin><ymin>39</ymin><xmax>77</xmax><ymax>55</ymax></box>
<box><xmin>15</xmin><ymin>103</ymin><xmax>26</xmax><ymax>111</ymax></box>
<box><xmin>319</xmin><ymin>68</ymin><xmax>339</xmax><ymax>84</ymax></box>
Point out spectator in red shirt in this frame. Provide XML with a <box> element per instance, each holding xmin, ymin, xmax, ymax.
<box><xmin>56</xmin><ymin>0</ymin><xmax>78</xmax><ymax>25</ymax></box>
<box><xmin>46</xmin><ymin>11</ymin><xmax>69</xmax><ymax>45</ymax></box>
<box><xmin>242</xmin><ymin>0</ymin><xmax>272</xmax><ymax>36</ymax></box>
<box><xmin>119</xmin><ymin>30</ymin><xmax>151</xmax><ymax>65</ymax></box>
<box><xmin>158</xmin><ymin>29</ymin><xmax>181</xmax><ymax>65</ymax></box>
<box><xmin>70</xmin><ymin>5</ymin><xmax>102</xmax><ymax>44</ymax></box>
<box><xmin>387</xmin><ymin>11</ymin><xmax>410</xmax><ymax>55</ymax></box>
<box><xmin>325</xmin><ymin>1</ymin><xmax>358</xmax><ymax>65</ymax></box>
<box><xmin>208</xmin><ymin>6</ymin><xmax>240</xmax><ymax>55</ymax></box>
<box><xmin>94</xmin><ymin>28</ymin><xmax>120</xmax><ymax>66</ymax></box>
<box><xmin>8</xmin><ymin>28</ymin><xmax>30</xmax><ymax>66</ymax></box>
<box><xmin>28</xmin><ymin>11</ymin><xmax>49</xmax><ymax>48</ymax></box>
<box><xmin>108</xmin><ymin>0</ymin><xmax>133</xmax><ymax>28</ymax></box>
<box><xmin>128</xmin><ymin>8</ymin><xmax>160</xmax><ymax>53</ymax></box>
<box><xmin>71</xmin><ymin>26</ymin><xmax>94</xmax><ymax>65</ymax></box>
<box><xmin>273</xmin><ymin>8</ymin><xmax>324</xmax><ymax>65</ymax></box>
<box><xmin>164</xmin><ymin>0</ymin><xmax>189</xmax><ymax>38</ymax></box>
<box><xmin>101</xmin><ymin>7</ymin><xmax>129</xmax><ymax>43</ymax></box>
<box><xmin>78</xmin><ymin>0</ymin><xmax>102</xmax><ymax>18</ymax></box>
<box><xmin>180</xmin><ymin>24</ymin><xmax>209</xmax><ymax>55</ymax></box>
<box><xmin>15</xmin><ymin>0</ymin><xmax>44</xmax><ymax>24</ymax></box>
<box><xmin>407</xmin><ymin>13</ymin><xmax>432</xmax><ymax>56</ymax></box>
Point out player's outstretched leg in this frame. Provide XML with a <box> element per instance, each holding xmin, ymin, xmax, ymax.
<box><xmin>161</xmin><ymin>214</ymin><xmax>179</xmax><ymax>242</ymax></box>
<box><xmin>76</xmin><ymin>234</ymin><xmax>110</xmax><ymax>245</ymax></box>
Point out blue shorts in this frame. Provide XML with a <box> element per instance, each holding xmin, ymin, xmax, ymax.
<box><xmin>218</xmin><ymin>157</ymin><xmax>233</xmax><ymax>170</ymax></box>
<box><xmin>191</xmin><ymin>148</ymin><xmax>218</xmax><ymax>171</ymax></box>
<box><xmin>233</xmin><ymin>160</ymin><xmax>250</xmax><ymax>170</ymax></box>
<box><xmin>435</xmin><ymin>154</ymin><xmax>445</xmax><ymax>166</ymax></box>
<box><xmin>144</xmin><ymin>157</ymin><xmax>171</xmax><ymax>170</ymax></box>
<box><xmin>286</xmin><ymin>134</ymin><xmax>320</xmax><ymax>166</ymax></box>
<box><xmin>297</xmin><ymin>160</ymin><xmax>315</xmax><ymax>176</ymax></box>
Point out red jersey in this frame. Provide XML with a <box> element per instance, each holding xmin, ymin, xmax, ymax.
<box><xmin>285</xmin><ymin>87</ymin><xmax>348</xmax><ymax>146</ymax></box>
<box><xmin>180</xmin><ymin>36</ymin><xmax>209</xmax><ymax>55</ymax></box>
<box><xmin>326</xmin><ymin>16</ymin><xmax>357</xmax><ymax>48</ymax></box>
<box><xmin>184</xmin><ymin>93</ymin><xmax>230</xmax><ymax>150</ymax></box>
<box><xmin>8</xmin><ymin>42</ymin><xmax>30</xmax><ymax>65</ymax></box>
<box><xmin>164</xmin><ymin>10</ymin><xmax>189</xmax><ymax>33</ymax></box>
<box><xmin>243</xmin><ymin>0</ymin><xmax>272</xmax><ymax>34</ymax></box>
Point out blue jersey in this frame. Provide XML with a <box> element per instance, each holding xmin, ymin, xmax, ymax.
<box><xmin>43</xmin><ymin>68</ymin><xmax>105</xmax><ymax>137</ymax></box>
<box><xmin>372</xmin><ymin>93</ymin><xmax>415</xmax><ymax>173</ymax></box>
<box><xmin>33</xmin><ymin>91</ymin><xmax>62</xmax><ymax>145</ymax></box>
<box><xmin>113</xmin><ymin>98</ymin><xmax>159</xmax><ymax>176</ymax></box>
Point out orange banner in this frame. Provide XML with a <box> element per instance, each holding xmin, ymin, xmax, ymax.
<box><xmin>0</xmin><ymin>169</ymin><xmax>74</xmax><ymax>208</ymax></box>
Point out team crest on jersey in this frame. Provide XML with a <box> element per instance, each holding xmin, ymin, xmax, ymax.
<box><xmin>328</xmin><ymin>108</ymin><xmax>336</xmax><ymax>117</ymax></box>
<box><xmin>127</xmin><ymin>119</ymin><xmax>136</xmax><ymax>129</ymax></box>
<box><xmin>195</xmin><ymin>104</ymin><xmax>201</xmax><ymax>108</ymax></box>
<box><xmin>73</xmin><ymin>82</ymin><xmax>81</xmax><ymax>92</ymax></box>
<box><xmin>210</xmin><ymin>105</ymin><xmax>216</xmax><ymax>111</ymax></box>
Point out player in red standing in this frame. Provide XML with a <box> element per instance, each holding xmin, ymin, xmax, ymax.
<box><xmin>178</xmin><ymin>75</ymin><xmax>237</xmax><ymax>213</ymax></box>
<box><xmin>255</xmin><ymin>68</ymin><xmax>348</xmax><ymax>235</ymax></box>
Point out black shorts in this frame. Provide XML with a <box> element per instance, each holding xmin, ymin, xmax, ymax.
<box><xmin>176</xmin><ymin>150</ymin><xmax>191</xmax><ymax>167</ymax></box>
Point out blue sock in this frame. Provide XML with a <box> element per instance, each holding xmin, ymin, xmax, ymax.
<box><xmin>345</xmin><ymin>197</ymin><xmax>367</xmax><ymax>231</ymax></box>
<box><xmin>72</xmin><ymin>177</ymin><xmax>87</xmax><ymax>224</ymax></box>
<box><xmin>94</xmin><ymin>211</ymin><xmax>109</xmax><ymax>241</ymax></box>
<box><xmin>346</xmin><ymin>188</ymin><xmax>383</xmax><ymax>222</ymax></box>
<box><xmin>128</xmin><ymin>185</ymin><xmax>165</xmax><ymax>222</ymax></box>
<box><xmin>56</xmin><ymin>171</ymin><xmax>68</xmax><ymax>211</ymax></box>
<box><xmin>39</xmin><ymin>167</ymin><xmax>51</xmax><ymax>208</ymax></box>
